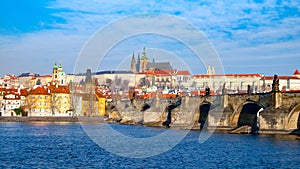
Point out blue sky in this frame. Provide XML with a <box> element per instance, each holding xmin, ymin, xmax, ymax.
<box><xmin>0</xmin><ymin>0</ymin><xmax>299</xmax><ymax>76</ymax></box>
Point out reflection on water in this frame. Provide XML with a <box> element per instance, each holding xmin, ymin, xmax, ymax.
<box><xmin>0</xmin><ymin>123</ymin><xmax>299</xmax><ymax>168</ymax></box>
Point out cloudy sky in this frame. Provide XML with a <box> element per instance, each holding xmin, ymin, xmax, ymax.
<box><xmin>0</xmin><ymin>0</ymin><xmax>299</xmax><ymax>76</ymax></box>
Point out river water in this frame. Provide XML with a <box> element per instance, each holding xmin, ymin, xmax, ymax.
<box><xmin>0</xmin><ymin>122</ymin><xmax>299</xmax><ymax>168</ymax></box>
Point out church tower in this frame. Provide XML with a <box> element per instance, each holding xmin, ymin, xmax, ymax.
<box><xmin>52</xmin><ymin>61</ymin><xmax>67</xmax><ymax>86</ymax></box>
<box><xmin>139</xmin><ymin>46</ymin><xmax>148</xmax><ymax>73</ymax></box>
<box><xmin>52</xmin><ymin>61</ymin><xmax>59</xmax><ymax>84</ymax></box>
<box><xmin>137</xmin><ymin>53</ymin><xmax>140</xmax><ymax>72</ymax></box>
<box><xmin>57</xmin><ymin>62</ymin><xmax>66</xmax><ymax>85</ymax></box>
<box><xmin>207</xmin><ymin>65</ymin><xmax>215</xmax><ymax>75</ymax></box>
<box><xmin>130</xmin><ymin>52</ymin><xmax>137</xmax><ymax>73</ymax></box>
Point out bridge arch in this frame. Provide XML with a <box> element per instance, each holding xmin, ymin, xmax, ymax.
<box><xmin>198</xmin><ymin>101</ymin><xmax>211</xmax><ymax>129</ymax></box>
<box><xmin>230</xmin><ymin>100</ymin><xmax>263</xmax><ymax>128</ymax></box>
<box><xmin>286</xmin><ymin>103</ymin><xmax>300</xmax><ymax>130</ymax></box>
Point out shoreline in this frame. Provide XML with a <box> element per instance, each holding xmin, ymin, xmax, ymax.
<box><xmin>0</xmin><ymin>116</ymin><xmax>299</xmax><ymax>136</ymax></box>
<box><xmin>0</xmin><ymin>116</ymin><xmax>80</xmax><ymax>123</ymax></box>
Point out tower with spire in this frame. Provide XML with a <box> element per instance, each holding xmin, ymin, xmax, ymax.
<box><xmin>52</xmin><ymin>61</ymin><xmax>59</xmax><ymax>83</ymax></box>
<box><xmin>139</xmin><ymin>46</ymin><xmax>148</xmax><ymax>73</ymax></box>
<box><xmin>130</xmin><ymin>47</ymin><xmax>149</xmax><ymax>73</ymax></box>
<box><xmin>137</xmin><ymin>53</ymin><xmax>140</xmax><ymax>72</ymax></box>
<box><xmin>52</xmin><ymin>61</ymin><xmax>67</xmax><ymax>85</ymax></box>
<box><xmin>130</xmin><ymin>52</ymin><xmax>137</xmax><ymax>73</ymax></box>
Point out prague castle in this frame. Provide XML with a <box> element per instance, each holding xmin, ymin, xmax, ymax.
<box><xmin>130</xmin><ymin>47</ymin><xmax>173</xmax><ymax>73</ymax></box>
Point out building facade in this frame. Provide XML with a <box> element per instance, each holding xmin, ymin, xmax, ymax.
<box><xmin>27</xmin><ymin>86</ymin><xmax>51</xmax><ymax>116</ymax></box>
<box><xmin>48</xmin><ymin>83</ymin><xmax>72</xmax><ymax>116</ymax></box>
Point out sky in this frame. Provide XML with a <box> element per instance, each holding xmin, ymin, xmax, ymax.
<box><xmin>0</xmin><ymin>0</ymin><xmax>299</xmax><ymax>77</ymax></box>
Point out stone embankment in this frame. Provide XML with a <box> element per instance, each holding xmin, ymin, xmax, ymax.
<box><xmin>0</xmin><ymin>116</ymin><xmax>80</xmax><ymax>123</ymax></box>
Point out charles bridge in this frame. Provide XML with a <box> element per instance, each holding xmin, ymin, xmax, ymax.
<box><xmin>108</xmin><ymin>76</ymin><xmax>300</xmax><ymax>134</ymax></box>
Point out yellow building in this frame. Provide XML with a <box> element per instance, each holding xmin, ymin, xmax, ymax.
<box><xmin>48</xmin><ymin>83</ymin><xmax>72</xmax><ymax>116</ymax></box>
<box><xmin>27</xmin><ymin>86</ymin><xmax>51</xmax><ymax>116</ymax></box>
<box><xmin>96</xmin><ymin>91</ymin><xmax>106</xmax><ymax>116</ymax></box>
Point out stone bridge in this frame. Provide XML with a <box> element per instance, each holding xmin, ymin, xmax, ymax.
<box><xmin>108</xmin><ymin>90</ymin><xmax>300</xmax><ymax>134</ymax></box>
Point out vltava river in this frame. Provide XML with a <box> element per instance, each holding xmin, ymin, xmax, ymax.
<box><xmin>0</xmin><ymin>122</ymin><xmax>299</xmax><ymax>168</ymax></box>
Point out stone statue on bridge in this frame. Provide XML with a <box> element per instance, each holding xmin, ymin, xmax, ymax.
<box><xmin>272</xmin><ymin>74</ymin><xmax>280</xmax><ymax>92</ymax></box>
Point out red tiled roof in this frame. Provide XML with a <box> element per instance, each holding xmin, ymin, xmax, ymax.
<box><xmin>281</xmin><ymin>89</ymin><xmax>300</xmax><ymax>93</ymax></box>
<box><xmin>0</xmin><ymin>88</ymin><xmax>29</xmax><ymax>96</ymax></box>
<box><xmin>144</xmin><ymin>70</ymin><xmax>190</xmax><ymax>76</ymax></box>
<box><xmin>29</xmin><ymin>86</ymin><xmax>50</xmax><ymax>95</ymax></box>
<box><xmin>154</xmin><ymin>70</ymin><xmax>174</xmax><ymax>76</ymax></box>
<box><xmin>193</xmin><ymin>74</ymin><xmax>262</xmax><ymax>78</ymax></box>
<box><xmin>261</xmin><ymin>76</ymin><xmax>300</xmax><ymax>80</ymax></box>
<box><xmin>20</xmin><ymin>89</ymin><xmax>29</xmax><ymax>96</ymax></box>
<box><xmin>47</xmin><ymin>83</ymin><xmax>70</xmax><ymax>94</ymax></box>
<box><xmin>293</xmin><ymin>69</ymin><xmax>300</xmax><ymax>75</ymax></box>
<box><xmin>176</xmin><ymin>70</ymin><xmax>191</xmax><ymax>75</ymax></box>
<box><xmin>95</xmin><ymin>91</ymin><xmax>106</xmax><ymax>98</ymax></box>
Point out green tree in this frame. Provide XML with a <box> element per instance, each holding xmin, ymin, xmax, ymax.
<box><xmin>14</xmin><ymin>108</ymin><xmax>24</xmax><ymax>116</ymax></box>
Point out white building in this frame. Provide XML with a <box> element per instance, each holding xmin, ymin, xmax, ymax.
<box><xmin>2</xmin><ymin>93</ymin><xmax>21</xmax><ymax>116</ymax></box>
<box><xmin>192</xmin><ymin>73</ymin><xmax>262</xmax><ymax>94</ymax></box>
<box><xmin>260</xmin><ymin>70</ymin><xmax>300</xmax><ymax>92</ymax></box>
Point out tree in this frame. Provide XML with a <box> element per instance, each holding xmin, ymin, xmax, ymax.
<box><xmin>13</xmin><ymin>107</ymin><xmax>24</xmax><ymax>116</ymax></box>
<box><xmin>50</xmin><ymin>94</ymin><xmax>60</xmax><ymax>116</ymax></box>
<box><xmin>27</xmin><ymin>95</ymin><xmax>39</xmax><ymax>116</ymax></box>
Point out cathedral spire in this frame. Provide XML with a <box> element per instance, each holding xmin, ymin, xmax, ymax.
<box><xmin>141</xmin><ymin>46</ymin><xmax>147</xmax><ymax>59</ymax></box>
<box><xmin>130</xmin><ymin>52</ymin><xmax>136</xmax><ymax>73</ymax></box>
<box><xmin>139</xmin><ymin>47</ymin><xmax>148</xmax><ymax>73</ymax></box>
<box><xmin>136</xmin><ymin>53</ymin><xmax>140</xmax><ymax>72</ymax></box>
